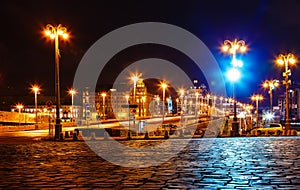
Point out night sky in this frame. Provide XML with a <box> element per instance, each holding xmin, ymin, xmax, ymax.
<box><xmin>1</xmin><ymin>0</ymin><xmax>300</xmax><ymax>106</ymax></box>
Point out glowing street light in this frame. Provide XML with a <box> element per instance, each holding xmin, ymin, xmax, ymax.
<box><xmin>101</xmin><ymin>92</ymin><xmax>107</xmax><ymax>120</ymax></box>
<box><xmin>263</xmin><ymin>80</ymin><xmax>279</xmax><ymax>111</ymax></box>
<box><xmin>161</xmin><ymin>82</ymin><xmax>168</xmax><ymax>124</ymax></box>
<box><xmin>251</xmin><ymin>94</ymin><xmax>264</xmax><ymax>127</ymax></box>
<box><xmin>31</xmin><ymin>85</ymin><xmax>40</xmax><ymax>128</ymax></box>
<box><xmin>222</xmin><ymin>38</ymin><xmax>248</xmax><ymax>136</ymax></box>
<box><xmin>16</xmin><ymin>103</ymin><xmax>24</xmax><ymax>126</ymax></box>
<box><xmin>131</xmin><ymin>74</ymin><xmax>140</xmax><ymax>103</ymax></box>
<box><xmin>44</xmin><ymin>24</ymin><xmax>69</xmax><ymax>139</ymax></box>
<box><xmin>68</xmin><ymin>88</ymin><xmax>77</xmax><ymax>121</ymax></box>
<box><xmin>276</xmin><ymin>53</ymin><xmax>297</xmax><ymax>130</ymax></box>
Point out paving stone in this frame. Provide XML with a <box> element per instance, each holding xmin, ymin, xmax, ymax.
<box><xmin>0</xmin><ymin>137</ymin><xmax>300</xmax><ymax>189</ymax></box>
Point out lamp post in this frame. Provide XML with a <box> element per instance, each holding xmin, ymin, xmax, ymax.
<box><xmin>44</xmin><ymin>24</ymin><xmax>69</xmax><ymax>139</ymax></box>
<box><xmin>31</xmin><ymin>85</ymin><xmax>40</xmax><ymax>129</ymax></box>
<box><xmin>195</xmin><ymin>92</ymin><xmax>199</xmax><ymax>117</ymax></box>
<box><xmin>263</xmin><ymin>80</ymin><xmax>279</xmax><ymax>112</ymax></box>
<box><xmin>131</xmin><ymin>74</ymin><xmax>140</xmax><ymax>103</ymax></box>
<box><xmin>251</xmin><ymin>94</ymin><xmax>264</xmax><ymax>127</ymax></box>
<box><xmin>161</xmin><ymin>82</ymin><xmax>168</xmax><ymax>124</ymax></box>
<box><xmin>222</xmin><ymin>38</ymin><xmax>247</xmax><ymax>136</ymax></box>
<box><xmin>16</xmin><ymin>104</ymin><xmax>24</xmax><ymax>126</ymax></box>
<box><xmin>68</xmin><ymin>88</ymin><xmax>77</xmax><ymax>121</ymax></box>
<box><xmin>176</xmin><ymin>98</ymin><xmax>179</xmax><ymax>114</ymax></box>
<box><xmin>276</xmin><ymin>53</ymin><xmax>297</xmax><ymax>131</ymax></box>
<box><xmin>101</xmin><ymin>92</ymin><xmax>107</xmax><ymax>120</ymax></box>
<box><xmin>220</xmin><ymin>96</ymin><xmax>224</xmax><ymax>115</ymax></box>
<box><xmin>141</xmin><ymin>96</ymin><xmax>145</xmax><ymax>117</ymax></box>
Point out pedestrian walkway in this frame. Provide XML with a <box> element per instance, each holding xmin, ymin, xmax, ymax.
<box><xmin>0</xmin><ymin>137</ymin><xmax>300</xmax><ymax>189</ymax></box>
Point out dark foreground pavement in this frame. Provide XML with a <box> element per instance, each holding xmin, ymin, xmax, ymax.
<box><xmin>0</xmin><ymin>137</ymin><xmax>300</xmax><ymax>189</ymax></box>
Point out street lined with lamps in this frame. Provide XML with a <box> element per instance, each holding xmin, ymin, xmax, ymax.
<box><xmin>44</xmin><ymin>24</ymin><xmax>69</xmax><ymax>140</ymax></box>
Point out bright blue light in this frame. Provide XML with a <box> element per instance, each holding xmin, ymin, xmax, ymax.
<box><xmin>263</xmin><ymin>111</ymin><xmax>275</xmax><ymax>122</ymax></box>
<box><xmin>231</xmin><ymin>59</ymin><xmax>243</xmax><ymax>68</ymax></box>
<box><xmin>226</xmin><ymin>68</ymin><xmax>241</xmax><ymax>82</ymax></box>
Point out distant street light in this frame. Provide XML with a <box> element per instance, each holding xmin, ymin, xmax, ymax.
<box><xmin>68</xmin><ymin>88</ymin><xmax>77</xmax><ymax>121</ymax></box>
<box><xmin>141</xmin><ymin>96</ymin><xmax>145</xmax><ymax>116</ymax></box>
<box><xmin>161</xmin><ymin>82</ymin><xmax>168</xmax><ymax>124</ymax></box>
<box><xmin>16</xmin><ymin>103</ymin><xmax>24</xmax><ymax>126</ymax></box>
<box><xmin>262</xmin><ymin>80</ymin><xmax>279</xmax><ymax>111</ymax></box>
<box><xmin>131</xmin><ymin>74</ymin><xmax>140</xmax><ymax>103</ymax></box>
<box><xmin>44</xmin><ymin>24</ymin><xmax>69</xmax><ymax>139</ymax></box>
<box><xmin>31</xmin><ymin>85</ymin><xmax>40</xmax><ymax>129</ymax></box>
<box><xmin>222</xmin><ymin>38</ymin><xmax>247</xmax><ymax>136</ymax></box>
<box><xmin>101</xmin><ymin>92</ymin><xmax>107</xmax><ymax>120</ymax></box>
<box><xmin>276</xmin><ymin>53</ymin><xmax>297</xmax><ymax>131</ymax></box>
<box><xmin>251</xmin><ymin>94</ymin><xmax>264</xmax><ymax>127</ymax></box>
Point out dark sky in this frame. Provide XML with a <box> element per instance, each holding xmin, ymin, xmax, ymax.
<box><xmin>1</xmin><ymin>0</ymin><xmax>300</xmax><ymax>105</ymax></box>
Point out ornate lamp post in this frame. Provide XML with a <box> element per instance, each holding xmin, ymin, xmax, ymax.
<box><xmin>276</xmin><ymin>53</ymin><xmax>297</xmax><ymax>131</ymax></box>
<box><xmin>221</xmin><ymin>38</ymin><xmax>247</xmax><ymax>136</ymax></box>
<box><xmin>263</xmin><ymin>80</ymin><xmax>279</xmax><ymax>112</ymax></box>
<box><xmin>31</xmin><ymin>85</ymin><xmax>40</xmax><ymax>129</ymax></box>
<box><xmin>251</xmin><ymin>94</ymin><xmax>264</xmax><ymax>127</ymax></box>
<box><xmin>44</xmin><ymin>24</ymin><xmax>69</xmax><ymax>139</ymax></box>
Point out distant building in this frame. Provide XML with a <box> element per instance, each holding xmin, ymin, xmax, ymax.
<box><xmin>278</xmin><ymin>83</ymin><xmax>300</xmax><ymax>121</ymax></box>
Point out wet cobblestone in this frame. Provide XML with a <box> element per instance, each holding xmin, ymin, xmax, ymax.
<box><xmin>0</xmin><ymin>137</ymin><xmax>300</xmax><ymax>189</ymax></box>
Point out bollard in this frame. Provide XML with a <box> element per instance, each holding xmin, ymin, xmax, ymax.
<box><xmin>90</xmin><ymin>132</ymin><xmax>96</xmax><ymax>140</ymax></box>
<box><xmin>291</xmin><ymin>130</ymin><xmax>297</xmax><ymax>136</ymax></box>
<box><xmin>144</xmin><ymin>131</ymin><xmax>149</xmax><ymax>140</ymax></box>
<box><xmin>127</xmin><ymin>131</ymin><xmax>132</xmax><ymax>140</ymax></box>
<box><xmin>251</xmin><ymin>130</ymin><xmax>256</xmax><ymax>136</ymax></box>
<box><xmin>104</xmin><ymin>131</ymin><xmax>109</xmax><ymax>140</ymax></box>
<box><xmin>179</xmin><ymin>129</ymin><xmax>184</xmax><ymax>138</ymax></box>
<box><xmin>281</xmin><ymin>130</ymin><xmax>287</xmax><ymax>136</ymax></box>
<box><xmin>65</xmin><ymin>131</ymin><xmax>70</xmax><ymax>138</ymax></box>
<box><xmin>164</xmin><ymin>130</ymin><xmax>169</xmax><ymax>139</ymax></box>
<box><xmin>59</xmin><ymin>132</ymin><xmax>64</xmax><ymax>140</ymax></box>
<box><xmin>287</xmin><ymin>130</ymin><xmax>291</xmax><ymax>136</ymax></box>
<box><xmin>72</xmin><ymin>131</ymin><xmax>78</xmax><ymax>141</ymax></box>
<box><xmin>265</xmin><ymin>130</ymin><xmax>269</xmax><ymax>136</ymax></box>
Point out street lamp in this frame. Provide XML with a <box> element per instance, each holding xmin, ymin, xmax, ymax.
<box><xmin>251</xmin><ymin>94</ymin><xmax>264</xmax><ymax>127</ymax></box>
<box><xmin>276</xmin><ymin>53</ymin><xmax>297</xmax><ymax>131</ymax></box>
<box><xmin>222</xmin><ymin>38</ymin><xmax>247</xmax><ymax>136</ymax></box>
<box><xmin>131</xmin><ymin>74</ymin><xmax>140</xmax><ymax>103</ymax></box>
<box><xmin>68</xmin><ymin>88</ymin><xmax>77</xmax><ymax>121</ymax></box>
<box><xmin>161</xmin><ymin>82</ymin><xmax>168</xmax><ymax>124</ymax></box>
<box><xmin>101</xmin><ymin>92</ymin><xmax>107</xmax><ymax>120</ymax></box>
<box><xmin>195</xmin><ymin>92</ymin><xmax>199</xmax><ymax>117</ymax></box>
<box><xmin>263</xmin><ymin>80</ymin><xmax>279</xmax><ymax>112</ymax></box>
<box><xmin>16</xmin><ymin>103</ymin><xmax>24</xmax><ymax>126</ymax></box>
<box><xmin>44</xmin><ymin>24</ymin><xmax>69</xmax><ymax>139</ymax></box>
<box><xmin>31</xmin><ymin>85</ymin><xmax>40</xmax><ymax>129</ymax></box>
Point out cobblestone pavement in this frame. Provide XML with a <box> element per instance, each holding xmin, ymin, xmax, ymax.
<box><xmin>0</xmin><ymin>137</ymin><xmax>300</xmax><ymax>189</ymax></box>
